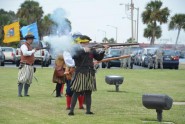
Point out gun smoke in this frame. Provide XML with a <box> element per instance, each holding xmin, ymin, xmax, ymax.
<box><xmin>44</xmin><ymin>8</ymin><xmax>74</xmax><ymax>59</ymax></box>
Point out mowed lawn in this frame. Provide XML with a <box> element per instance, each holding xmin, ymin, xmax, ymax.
<box><xmin>0</xmin><ymin>66</ymin><xmax>185</xmax><ymax>124</ymax></box>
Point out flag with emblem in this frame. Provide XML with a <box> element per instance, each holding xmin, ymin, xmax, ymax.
<box><xmin>3</xmin><ymin>21</ymin><xmax>20</xmax><ymax>43</ymax></box>
<box><xmin>20</xmin><ymin>22</ymin><xmax>39</xmax><ymax>42</ymax></box>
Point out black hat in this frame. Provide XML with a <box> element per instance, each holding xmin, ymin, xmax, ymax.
<box><xmin>24</xmin><ymin>33</ymin><xmax>35</xmax><ymax>40</ymax></box>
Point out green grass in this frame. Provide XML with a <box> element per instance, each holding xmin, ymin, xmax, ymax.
<box><xmin>0</xmin><ymin>67</ymin><xmax>185</xmax><ymax>124</ymax></box>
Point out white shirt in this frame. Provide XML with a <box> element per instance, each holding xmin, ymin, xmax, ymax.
<box><xmin>20</xmin><ymin>44</ymin><xmax>35</xmax><ymax>56</ymax></box>
<box><xmin>63</xmin><ymin>51</ymin><xmax>75</xmax><ymax>67</ymax></box>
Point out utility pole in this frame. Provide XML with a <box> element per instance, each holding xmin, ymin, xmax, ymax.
<box><xmin>135</xmin><ymin>7</ymin><xmax>139</xmax><ymax>43</ymax></box>
<box><xmin>131</xmin><ymin>0</ymin><xmax>134</xmax><ymax>42</ymax></box>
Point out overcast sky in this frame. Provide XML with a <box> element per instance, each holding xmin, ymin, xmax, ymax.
<box><xmin>1</xmin><ymin>0</ymin><xmax>185</xmax><ymax>44</ymax></box>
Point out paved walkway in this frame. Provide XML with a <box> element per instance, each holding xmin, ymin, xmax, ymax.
<box><xmin>173</xmin><ymin>102</ymin><xmax>185</xmax><ymax>105</ymax></box>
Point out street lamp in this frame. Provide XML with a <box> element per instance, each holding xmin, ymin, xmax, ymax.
<box><xmin>107</xmin><ymin>25</ymin><xmax>118</xmax><ymax>43</ymax></box>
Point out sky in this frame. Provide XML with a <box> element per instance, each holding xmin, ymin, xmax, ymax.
<box><xmin>1</xmin><ymin>0</ymin><xmax>185</xmax><ymax>44</ymax></box>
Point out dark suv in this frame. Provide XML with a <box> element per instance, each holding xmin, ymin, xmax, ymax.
<box><xmin>102</xmin><ymin>48</ymin><xmax>121</xmax><ymax>68</ymax></box>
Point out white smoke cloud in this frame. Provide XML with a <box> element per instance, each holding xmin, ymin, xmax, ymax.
<box><xmin>46</xmin><ymin>8</ymin><xmax>73</xmax><ymax>59</ymax></box>
<box><xmin>50</xmin><ymin>8</ymin><xmax>71</xmax><ymax>35</ymax></box>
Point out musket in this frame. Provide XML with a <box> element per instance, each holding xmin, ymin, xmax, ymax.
<box><xmin>94</xmin><ymin>55</ymin><xmax>131</xmax><ymax>64</ymax></box>
<box><xmin>35</xmin><ymin>46</ymin><xmax>50</xmax><ymax>50</ymax></box>
<box><xmin>89</xmin><ymin>43</ymin><xmax>139</xmax><ymax>49</ymax></box>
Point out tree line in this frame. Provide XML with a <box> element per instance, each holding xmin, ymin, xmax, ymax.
<box><xmin>0</xmin><ymin>0</ymin><xmax>71</xmax><ymax>46</ymax></box>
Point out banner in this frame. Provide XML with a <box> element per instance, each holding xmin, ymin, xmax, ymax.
<box><xmin>21</xmin><ymin>22</ymin><xmax>39</xmax><ymax>42</ymax></box>
<box><xmin>3</xmin><ymin>22</ymin><xmax>20</xmax><ymax>43</ymax></box>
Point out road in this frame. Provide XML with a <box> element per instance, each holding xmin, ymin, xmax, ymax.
<box><xmin>2</xmin><ymin>60</ymin><xmax>55</xmax><ymax>68</ymax></box>
<box><xmin>2</xmin><ymin>59</ymin><xmax>185</xmax><ymax>69</ymax></box>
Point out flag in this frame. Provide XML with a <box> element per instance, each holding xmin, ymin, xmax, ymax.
<box><xmin>3</xmin><ymin>22</ymin><xmax>20</xmax><ymax>43</ymax></box>
<box><xmin>21</xmin><ymin>22</ymin><xmax>39</xmax><ymax>42</ymax></box>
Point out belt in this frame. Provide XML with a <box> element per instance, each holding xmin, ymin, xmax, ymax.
<box><xmin>20</xmin><ymin>62</ymin><xmax>33</xmax><ymax>66</ymax></box>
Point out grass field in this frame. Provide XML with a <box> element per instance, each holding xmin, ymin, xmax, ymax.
<box><xmin>0</xmin><ymin>66</ymin><xmax>185</xmax><ymax>124</ymax></box>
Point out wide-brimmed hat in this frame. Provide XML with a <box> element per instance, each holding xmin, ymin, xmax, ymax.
<box><xmin>75</xmin><ymin>35</ymin><xmax>91</xmax><ymax>43</ymax></box>
<box><xmin>24</xmin><ymin>33</ymin><xmax>35</xmax><ymax>40</ymax></box>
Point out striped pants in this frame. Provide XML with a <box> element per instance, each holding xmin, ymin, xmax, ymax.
<box><xmin>70</xmin><ymin>72</ymin><xmax>96</xmax><ymax>92</ymax></box>
<box><xmin>18</xmin><ymin>65</ymin><xmax>34</xmax><ymax>84</ymax></box>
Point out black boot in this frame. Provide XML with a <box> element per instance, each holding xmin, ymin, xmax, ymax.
<box><xmin>56</xmin><ymin>83</ymin><xmax>62</xmax><ymax>97</ymax></box>
<box><xmin>68</xmin><ymin>92</ymin><xmax>79</xmax><ymax>116</ymax></box>
<box><xmin>85</xmin><ymin>91</ymin><xmax>94</xmax><ymax>115</ymax></box>
<box><xmin>18</xmin><ymin>83</ymin><xmax>23</xmax><ymax>97</ymax></box>
<box><xmin>24</xmin><ymin>83</ymin><xmax>30</xmax><ymax>96</ymax></box>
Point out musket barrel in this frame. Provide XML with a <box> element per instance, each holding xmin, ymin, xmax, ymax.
<box><xmin>89</xmin><ymin>43</ymin><xmax>139</xmax><ymax>49</ymax></box>
<box><xmin>95</xmin><ymin>55</ymin><xmax>130</xmax><ymax>63</ymax></box>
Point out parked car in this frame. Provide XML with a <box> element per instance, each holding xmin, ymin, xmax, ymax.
<box><xmin>1</xmin><ymin>47</ymin><xmax>16</xmax><ymax>64</ymax></box>
<box><xmin>179</xmin><ymin>51</ymin><xmax>185</xmax><ymax>58</ymax></box>
<box><xmin>102</xmin><ymin>48</ymin><xmax>121</xmax><ymax>68</ymax></box>
<box><xmin>16</xmin><ymin>41</ymin><xmax>51</xmax><ymax>67</ymax></box>
<box><xmin>0</xmin><ymin>47</ymin><xmax>5</xmax><ymax>66</ymax></box>
<box><xmin>163</xmin><ymin>49</ymin><xmax>179</xmax><ymax>69</ymax></box>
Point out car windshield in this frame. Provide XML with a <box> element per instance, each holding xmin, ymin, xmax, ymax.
<box><xmin>110</xmin><ymin>49</ymin><xmax>121</xmax><ymax>56</ymax></box>
<box><xmin>163</xmin><ymin>50</ymin><xmax>176</xmax><ymax>56</ymax></box>
<box><xmin>2</xmin><ymin>47</ymin><xmax>13</xmax><ymax>52</ymax></box>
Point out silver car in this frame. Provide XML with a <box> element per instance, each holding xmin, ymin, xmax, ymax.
<box><xmin>1</xmin><ymin>47</ymin><xmax>16</xmax><ymax>64</ymax></box>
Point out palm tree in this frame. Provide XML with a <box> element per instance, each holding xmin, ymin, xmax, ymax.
<box><xmin>169</xmin><ymin>14</ymin><xmax>185</xmax><ymax>49</ymax></box>
<box><xmin>144</xmin><ymin>23</ymin><xmax>161</xmax><ymax>41</ymax></box>
<box><xmin>17</xmin><ymin>1</ymin><xmax>43</xmax><ymax>39</ymax></box>
<box><xmin>102</xmin><ymin>37</ymin><xmax>108</xmax><ymax>43</ymax></box>
<box><xmin>17</xmin><ymin>1</ymin><xmax>43</xmax><ymax>25</ymax></box>
<box><xmin>126</xmin><ymin>37</ymin><xmax>137</xmax><ymax>43</ymax></box>
<box><xmin>142</xmin><ymin>0</ymin><xmax>170</xmax><ymax>45</ymax></box>
<box><xmin>108</xmin><ymin>38</ymin><xmax>116</xmax><ymax>43</ymax></box>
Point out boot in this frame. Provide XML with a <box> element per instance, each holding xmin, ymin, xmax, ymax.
<box><xmin>18</xmin><ymin>83</ymin><xmax>23</xmax><ymax>97</ymax></box>
<box><xmin>24</xmin><ymin>83</ymin><xmax>30</xmax><ymax>96</ymax></box>
<box><xmin>66</xmin><ymin>95</ymin><xmax>72</xmax><ymax>110</ymax></box>
<box><xmin>85</xmin><ymin>91</ymin><xmax>94</xmax><ymax>115</ymax></box>
<box><xmin>68</xmin><ymin>92</ymin><xmax>78</xmax><ymax>116</ymax></box>
<box><xmin>78</xmin><ymin>95</ymin><xmax>84</xmax><ymax>109</ymax></box>
<box><xmin>56</xmin><ymin>83</ymin><xmax>62</xmax><ymax>97</ymax></box>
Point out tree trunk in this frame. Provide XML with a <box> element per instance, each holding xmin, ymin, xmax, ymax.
<box><xmin>175</xmin><ymin>28</ymin><xmax>181</xmax><ymax>50</ymax></box>
<box><xmin>150</xmin><ymin>22</ymin><xmax>156</xmax><ymax>45</ymax></box>
<box><xmin>150</xmin><ymin>30</ymin><xmax>155</xmax><ymax>45</ymax></box>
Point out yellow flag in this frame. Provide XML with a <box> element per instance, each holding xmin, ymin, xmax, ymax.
<box><xmin>3</xmin><ymin>22</ymin><xmax>20</xmax><ymax>43</ymax></box>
